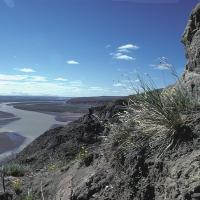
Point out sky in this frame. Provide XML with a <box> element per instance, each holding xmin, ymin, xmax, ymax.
<box><xmin>0</xmin><ymin>0</ymin><xmax>199</xmax><ymax>97</ymax></box>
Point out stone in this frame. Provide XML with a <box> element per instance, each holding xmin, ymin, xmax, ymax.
<box><xmin>0</xmin><ymin>192</ymin><xmax>13</xmax><ymax>200</ymax></box>
<box><xmin>181</xmin><ymin>3</ymin><xmax>200</xmax><ymax>96</ymax></box>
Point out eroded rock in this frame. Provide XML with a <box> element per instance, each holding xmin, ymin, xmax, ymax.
<box><xmin>181</xmin><ymin>3</ymin><xmax>200</xmax><ymax>95</ymax></box>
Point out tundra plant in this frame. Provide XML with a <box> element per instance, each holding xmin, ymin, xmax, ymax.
<box><xmin>123</xmin><ymin>73</ymin><xmax>198</xmax><ymax>148</ymax></box>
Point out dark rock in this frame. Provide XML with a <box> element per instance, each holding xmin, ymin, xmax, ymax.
<box><xmin>0</xmin><ymin>192</ymin><xmax>13</xmax><ymax>200</ymax></box>
<box><xmin>192</xmin><ymin>193</ymin><xmax>200</xmax><ymax>199</ymax></box>
<box><xmin>181</xmin><ymin>3</ymin><xmax>200</xmax><ymax>95</ymax></box>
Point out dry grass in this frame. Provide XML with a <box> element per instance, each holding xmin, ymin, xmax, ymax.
<box><xmin>109</xmin><ymin>67</ymin><xmax>199</xmax><ymax>159</ymax></box>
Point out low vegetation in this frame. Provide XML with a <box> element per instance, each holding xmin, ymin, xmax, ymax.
<box><xmin>11</xmin><ymin>178</ymin><xmax>23</xmax><ymax>195</ymax></box>
<box><xmin>3</xmin><ymin>163</ymin><xmax>29</xmax><ymax>177</ymax></box>
<box><xmin>21</xmin><ymin>189</ymin><xmax>34</xmax><ymax>200</ymax></box>
<box><xmin>132</xmin><ymin>76</ymin><xmax>197</xmax><ymax>138</ymax></box>
<box><xmin>77</xmin><ymin>146</ymin><xmax>89</xmax><ymax>160</ymax></box>
<box><xmin>109</xmin><ymin>66</ymin><xmax>199</xmax><ymax>159</ymax></box>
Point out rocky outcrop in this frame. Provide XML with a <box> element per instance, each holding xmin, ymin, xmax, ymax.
<box><xmin>181</xmin><ymin>3</ymin><xmax>200</xmax><ymax>95</ymax></box>
<box><xmin>14</xmin><ymin>101</ymin><xmax>125</xmax><ymax>170</ymax></box>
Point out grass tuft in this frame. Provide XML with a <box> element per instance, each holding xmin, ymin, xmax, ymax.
<box><xmin>3</xmin><ymin>163</ymin><xmax>29</xmax><ymax>177</ymax></box>
<box><xmin>112</xmin><ymin>64</ymin><xmax>199</xmax><ymax>156</ymax></box>
<box><xmin>21</xmin><ymin>189</ymin><xmax>34</xmax><ymax>200</ymax></box>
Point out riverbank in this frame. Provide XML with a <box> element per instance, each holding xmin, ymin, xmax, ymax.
<box><xmin>0</xmin><ymin>102</ymin><xmax>85</xmax><ymax>161</ymax></box>
<box><xmin>0</xmin><ymin>111</ymin><xmax>20</xmax><ymax>127</ymax></box>
<box><xmin>0</xmin><ymin>132</ymin><xmax>26</xmax><ymax>154</ymax></box>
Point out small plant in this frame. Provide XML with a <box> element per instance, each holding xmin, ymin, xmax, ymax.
<box><xmin>4</xmin><ymin>163</ymin><xmax>29</xmax><ymax>177</ymax></box>
<box><xmin>22</xmin><ymin>189</ymin><xmax>34</xmax><ymax>200</ymax></box>
<box><xmin>115</xmin><ymin>60</ymin><xmax>199</xmax><ymax>155</ymax></box>
<box><xmin>108</xmin><ymin>122</ymin><xmax>133</xmax><ymax>147</ymax></box>
<box><xmin>11</xmin><ymin>178</ymin><xmax>23</xmax><ymax>195</ymax></box>
<box><xmin>76</xmin><ymin>146</ymin><xmax>94</xmax><ymax>166</ymax></box>
<box><xmin>77</xmin><ymin>146</ymin><xmax>89</xmax><ymax>162</ymax></box>
<box><xmin>47</xmin><ymin>163</ymin><xmax>57</xmax><ymax>172</ymax></box>
<box><xmin>133</xmin><ymin>77</ymin><xmax>194</xmax><ymax>130</ymax></box>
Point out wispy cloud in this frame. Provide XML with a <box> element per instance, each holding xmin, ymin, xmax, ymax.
<box><xmin>0</xmin><ymin>74</ymin><xmax>48</xmax><ymax>82</ymax></box>
<box><xmin>89</xmin><ymin>86</ymin><xmax>106</xmax><ymax>91</ymax></box>
<box><xmin>113</xmin><ymin>82</ymin><xmax>125</xmax><ymax>87</ymax></box>
<box><xmin>111</xmin><ymin>43</ymin><xmax>139</xmax><ymax>61</ymax></box>
<box><xmin>150</xmin><ymin>56</ymin><xmax>172</xmax><ymax>70</ymax></box>
<box><xmin>112</xmin><ymin>52</ymin><xmax>135</xmax><ymax>61</ymax></box>
<box><xmin>0</xmin><ymin>73</ymin><xmax>116</xmax><ymax>96</ymax></box>
<box><xmin>0</xmin><ymin>74</ymin><xmax>27</xmax><ymax>81</ymax></box>
<box><xmin>118</xmin><ymin>44</ymin><xmax>139</xmax><ymax>53</ymax></box>
<box><xmin>66</xmin><ymin>60</ymin><xmax>80</xmax><ymax>65</ymax></box>
<box><xmin>69</xmin><ymin>80</ymin><xmax>83</xmax><ymax>86</ymax></box>
<box><xmin>54</xmin><ymin>77</ymin><xmax>68</xmax><ymax>82</ymax></box>
<box><xmin>3</xmin><ymin>0</ymin><xmax>15</xmax><ymax>8</ymax></box>
<box><xmin>30</xmin><ymin>76</ymin><xmax>47</xmax><ymax>82</ymax></box>
<box><xmin>17</xmin><ymin>68</ymin><xmax>36</xmax><ymax>73</ymax></box>
<box><xmin>134</xmin><ymin>79</ymin><xmax>140</xmax><ymax>83</ymax></box>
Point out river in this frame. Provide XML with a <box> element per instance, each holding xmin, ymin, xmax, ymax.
<box><xmin>0</xmin><ymin>102</ymin><xmax>67</xmax><ymax>160</ymax></box>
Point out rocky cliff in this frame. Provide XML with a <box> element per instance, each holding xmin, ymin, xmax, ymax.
<box><xmin>182</xmin><ymin>3</ymin><xmax>200</xmax><ymax>95</ymax></box>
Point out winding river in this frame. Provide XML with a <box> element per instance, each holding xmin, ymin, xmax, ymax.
<box><xmin>0</xmin><ymin>102</ymin><xmax>67</xmax><ymax>159</ymax></box>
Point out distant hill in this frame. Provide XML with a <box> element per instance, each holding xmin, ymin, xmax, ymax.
<box><xmin>66</xmin><ymin>96</ymin><xmax>127</xmax><ymax>105</ymax></box>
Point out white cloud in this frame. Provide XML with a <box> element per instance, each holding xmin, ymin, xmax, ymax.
<box><xmin>3</xmin><ymin>0</ymin><xmax>15</xmax><ymax>8</ymax></box>
<box><xmin>113</xmin><ymin>82</ymin><xmax>125</xmax><ymax>87</ymax></box>
<box><xmin>112</xmin><ymin>52</ymin><xmax>135</xmax><ymax>61</ymax></box>
<box><xmin>30</xmin><ymin>76</ymin><xmax>47</xmax><ymax>82</ymax></box>
<box><xmin>17</xmin><ymin>68</ymin><xmax>36</xmax><ymax>73</ymax></box>
<box><xmin>0</xmin><ymin>73</ymin><xmax>130</xmax><ymax>96</ymax></box>
<box><xmin>0</xmin><ymin>79</ymin><xmax>112</xmax><ymax>97</ymax></box>
<box><xmin>69</xmin><ymin>80</ymin><xmax>83</xmax><ymax>86</ymax></box>
<box><xmin>89</xmin><ymin>86</ymin><xmax>106</xmax><ymax>91</ymax></box>
<box><xmin>134</xmin><ymin>79</ymin><xmax>139</xmax><ymax>82</ymax></box>
<box><xmin>118</xmin><ymin>44</ymin><xmax>139</xmax><ymax>52</ymax></box>
<box><xmin>151</xmin><ymin>63</ymin><xmax>172</xmax><ymax>70</ymax></box>
<box><xmin>0</xmin><ymin>74</ymin><xmax>49</xmax><ymax>82</ymax></box>
<box><xmin>66</xmin><ymin>60</ymin><xmax>80</xmax><ymax>65</ymax></box>
<box><xmin>54</xmin><ymin>77</ymin><xmax>68</xmax><ymax>82</ymax></box>
<box><xmin>0</xmin><ymin>74</ymin><xmax>27</xmax><ymax>81</ymax></box>
<box><xmin>151</xmin><ymin>57</ymin><xmax>172</xmax><ymax>70</ymax></box>
<box><xmin>111</xmin><ymin>43</ymin><xmax>139</xmax><ymax>61</ymax></box>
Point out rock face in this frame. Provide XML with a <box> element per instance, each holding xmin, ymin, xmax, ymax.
<box><xmin>182</xmin><ymin>3</ymin><xmax>200</xmax><ymax>95</ymax></box>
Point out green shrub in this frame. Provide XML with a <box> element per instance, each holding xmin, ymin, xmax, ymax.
<box><xmin>120</xmin><ymin>72</ymin><xmax>198</xmax><ymax>150</ymax></box>
<box><xmin>4</xmin><ymin>163</ymin><xmax>29</xmax><ymax>177</ymax></box>
<box><xmin>47</xmin><ymin>163</ymin><xmax>57</xmax><ymax>172</ymax></box>
<box><xmin>21</xmin><ymin>189</ymin><xmax>34</xmax><ymax>200</ymax></box>
<box><xmin>108</xmin><ymin>122</ymin><xmax>133</xmax><ymax>147</ymax></box>
<box><xmin>134</xmin><ymin>79</ymin><xmax>190</xmax><ymax>126</ymax></box>
<box><xmin>77</xmin><ymin>146</ymin><xmax>89</xmax><ymax>160</ymax></box>
<box><xmin>76</xmin><ymin>146</ymin><xmax>94</xmax><ymax>166</ymax></box>
<box><xmin>11</xmin><ymin>178</ymin><xmax>23</xmax><ymax>195</ymax></box>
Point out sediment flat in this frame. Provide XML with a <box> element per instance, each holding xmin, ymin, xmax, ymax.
<box><xmin>0</xmin><ymin>132</ymin><xmax>25</xmax><ymax>154</ymax></box>
<box><xmin>0</xmin><ymin>102</ymin><xmax>86</xmax><ymax>159</ymax></box>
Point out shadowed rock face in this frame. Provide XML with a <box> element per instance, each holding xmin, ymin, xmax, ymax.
<box><xmin>181</xmin><ymin>3</ymin><xmax>200</xmax><ymax>94</ymax></box>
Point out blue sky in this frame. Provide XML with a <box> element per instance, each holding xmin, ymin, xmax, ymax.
<box><xmin>0</xmin><ymin>0</ymin><xmax>199</xmax><ymax>97</ymax></box>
